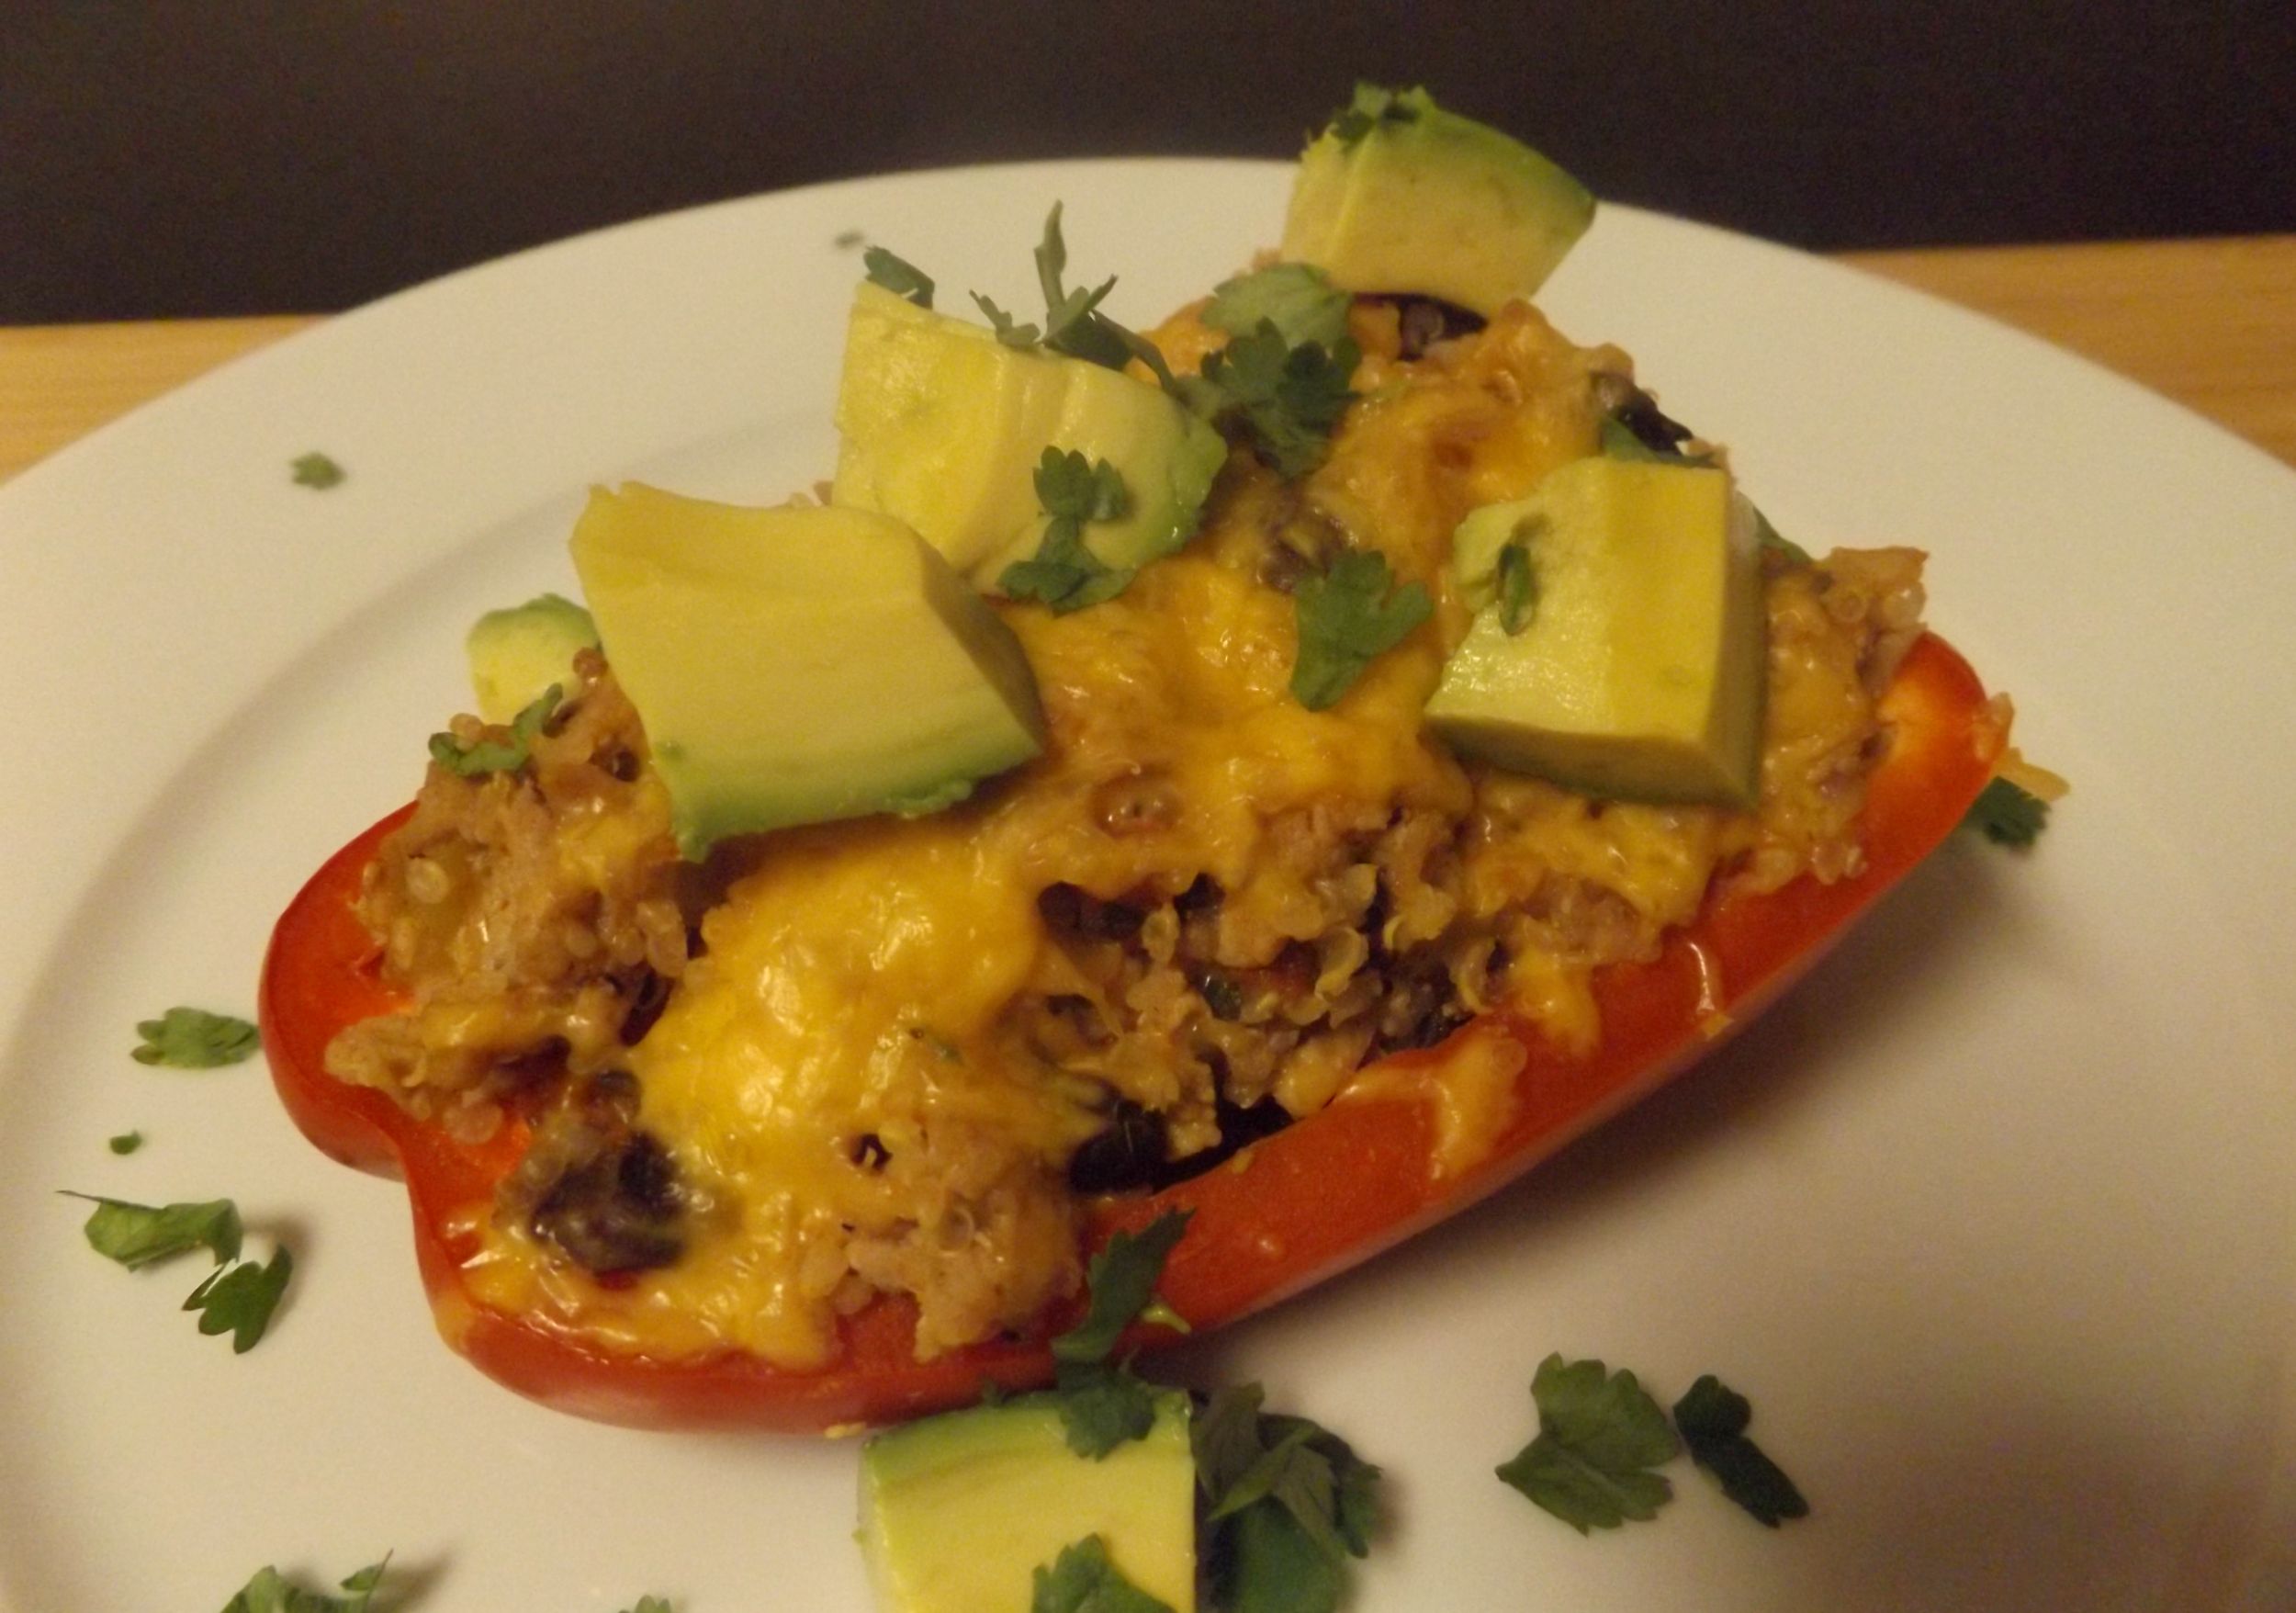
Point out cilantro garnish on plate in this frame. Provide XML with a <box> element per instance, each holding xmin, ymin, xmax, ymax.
<box><xmin>132</xmin><ymin>1006</ymin><xmax>259</xmax><ymax>1067</ymax></box>
<box><xmin>289</xmin><ymin>451</ymin><xmax>346</xmax><ymax>490</ymax></box>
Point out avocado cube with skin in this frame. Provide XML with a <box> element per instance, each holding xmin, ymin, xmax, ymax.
<box><xmin>831</xmin><ymin>282</ymin><xmax>1226</xmax><ymax>592</ymax></box>
<box><xmin>1280</xmin><ymin>85</ymin><xmax>1595</xmax><ymax>318</ymax></box>
<box><xmin>1426</xmin><ymin>457</ymin><xmax>1767</xmax><ymax>806</ymax></box>
<box><xmin>568</xmin><ymin>486</ymin><xmax>1046</xmax><ymax>859</ymax></box>
<box><xmin>859</xmin><ymin>1391</ymin><xmax>1196</xmax><ymax>1613</ymax></box>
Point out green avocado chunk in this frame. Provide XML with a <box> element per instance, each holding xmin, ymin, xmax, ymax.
<box><xmin>831</xmin><ymin>281</ymin><xmax>1227</xmax><ymax>592</ymax></box>
<box><xmin>1425</xmin><ymin>457</ymin><xmax>1768</xmax><ymax>806</ymax></box>
<box><xmin>465</xmin><ymin>592</ymin><xmax>599</xmax><ymax>724</ymax></box>
<box><xmin>1279</xmin><ymin>85</ymin><xmax>1595</xmax><ymax>318</ymax></box>
<box><xmin>859</xmin><ymin>1390</ymin><xmax>1196</xmax><ymax>1613</ymax></box>
<box><xmin>568</xmin><ymin>484</ymin><xmax>1045</xmax><ymax>858</ymax></box>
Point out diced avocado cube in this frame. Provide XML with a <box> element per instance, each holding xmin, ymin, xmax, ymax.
<box><xmin>831</xmin><ymin>282</ymin><xmax>1227</xmax><ymax>592</ymax></box>
<box><xmin>568</xmin><ymin>485</ymin><xmax>1045</xmax><ymax>858</ymax></box>
<box><xmin>1425</xmin><ymin>457</ymin><xmax>1767</xmax><ymax>806</ymax></box>
<box><xmin>465</xmin><ymin>592</ymin><xmax>599</xmax><ymax>724</ymax></box>
<box><xmin>1280</xmin><ymin>85</ymin><xmax>1595</xmax><ymax>317</ymax></box>
<box><xmin>859</xmin><ymin>1391</ymin><xmax>1196</xmax><ymax>1613</ymax></box>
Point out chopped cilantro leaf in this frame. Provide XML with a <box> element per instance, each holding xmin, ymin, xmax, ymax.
<box><xmin>132</xmin><ymin>1006</ymin><xmax>260</xmax><ymax>1067</ymax></box>
<box><xmin>66</xmin><ymin>1191</ymin><xmax>242</xmax><ymax>1268</ymax></box>
<box><xmin>862</xmin><ymin>245</ymin><xmax>935</xmax><ymax>309</ymax></box>
<box><xmin>1186</xmin><ymin>320</ymin><xmax>1358</xmax><ymax>480</ymax></box>
<box><xmin>1290</xmin><ymin>550</ymin><xmax>1431</xmax><ymax>710</ymax></box>
<box><xmin>1964</xmin><ymin>775</ymin><xmax>2050</xmax><ymax>846</ymax></box>
<box><xmin>428</xmin><ymin>683</ymin><xmax>561</xmax><ymax>778</ymax></box>
<box><xmin>1496</xmin><ymin>1353</ymin><xmax>1678</xmax><ymax>1533</ymax></box>
<box><xmin>618</xmin><ymin>1598</ymin><xmax>676</xmax><ymax>1613</ymax></box>
<box><xmin>1195</xmin><ymin>1383</ymin><xmax>1380</xmax><ymax>1613</ymax></box>
<box><xmin>972</xmin><ymin>291</ymin><xmax>1042</xmax><ymax>347</ymax></box>
<box><xmin>1030</xmin><ymin>1535</ymin><xmax>1175</xmax><ymax>1613</ymax></box>
<box><xmin>186</xmin><ymin>1242</ymin><xmax>294</xmax><ymax>1353</ymax></box>
<box><xmin>1328</xmin><ymin>83</ymin><xmax>1420</xmax><ymax>148</ymax></box>
<box><xmin>1204</xmin><ymin>264</ymin><xmax>1351</xmax><ymax>353</ymax></box>
<box><xmin>290</xmin><ymin>452</ymin><xmax>345</xmax><ymax>490</ymax></box>
<box><xmin>1673</xmin><ymin>1374</ymin><xmax>1809</xmax><ymax>1527</ymax></box>
<box><xmin>1000</xmin><ymin>450</ymin><xmax>1136</xmax><ymax>614</ymax></box>
<box><xmin>1495</xmin><ymin>539</ymin><xmax>1536</xmax><ymax>635</ymax></box>
<box><xmin>1052</xmin><ymin>1210</ymin><xmax>1191</xmax><ymax>1364</ymax></box>
<box><xmin>219</xmin><ymin>1554</ymin><xmax>388</xmax><ymax>1613</ymax></box>
<box><xmin>1053</xmin><ymin>1361</ymin><xmax>1164</xmax><ymax>1458</ymax></box>
<box><xmin>108</xmin><ymin>1131</ymin><xmax>144</xmax><ymax>1155</ymax></box>
<box><xmin>1031</xmin><ymin>204</ymin><xmax>1130</xmax><ymax>368</ymax></box>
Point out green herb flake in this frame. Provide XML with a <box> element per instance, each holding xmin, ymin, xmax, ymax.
<box><xmin>66</xmin><ymin>1191</ymin><xmax>242</xmax><ymax>1269</ymax></box>
<box><xmin>1030</xmin><ymin>1534</ymin><xmax>1176</xmax><ymax>1613</ymax></box>
<box><xmin>999</xmin><ymin>449</ymin><xmax>1136</xmax><ymax>614</ymax></box>
<box><xmin>1495</xmin><ymin>539</ymin><xmax>1536</xmax><ymax>636</ymax></box>
<box><xmin>1203</xmin><ymin>264</ymin><xmax>1351</xmax><ymax>354</ymax></box>
<box><xmin>427</xmin><ymin>683</ymin><xmax>561</xmax><ymax>778</ymax></box>
<box><xmin>972</xmin><ymin>291</ymin><xmax>1042</xmax><ymax>348</ymax></box>
<box><xmin>1195</xmin><ymin>1383</ymin><xmax>1380</xmax><ymax>1613</ymax></box>
<box><xmin>107</xmin><ymin>1131</ymin><xmax>144</xmax><ymax>1156</ymax></box>
<box><xmin>290</xmin><ymin>452</ymin><xmax>346</xmax><ymax>490</ymax></box>
<box><xmin>1496</xmin><ymin>1353</ymin><xmax>1679</xmax><ymax>1533</ymax></box>
<box><xmin>618</xmin><ymin>1598</ymin><xmax>676</xmax><ymax>1613</ymax></box>
<box><xmin>862</xmin><ymin>245</ymin><xmax>936</xmax><ymax>309</ymax></box>
<box><xmin>1052</xmin><ymin>1210</ymin><xmax>1191</xmax><ymax>1365</ymax></box>
<box><xmin>219</xmin><ymin>1554</ymin><xmax>388</xmax><ymax>1613</ymax></box>
<box><xmin>186</xmin><ymin>1243</ymin><xmax>294</xmax><ymax>1353</ymax></box>
<box><xmin>1328</xmin><ymin>83</ymin><xmax>1421</xmax><ymax>148</ymax></box>
<box><xmin>132</xmin><ymin>1006</ymin><xmax>260</xmax><ymax>1068</ymax></box>
<box><xmin>1186</xmin><ymin>320</ymin><xmax>1358</xmax><ymax>481</ymax></box>
<box><xmin>1290</xmin><ymin>550</ymin><xmax>1432</xmax><ymax>711</ymax></box>
<box><xmin>1672</xmin><ymin>1374</ymin><xmax>1809</xmax><ymax>1528</ymax></box>
<box><xmin>1963</xmin><ymin>775</ymin><xmax>2050</xmax><ymax>847</ymax></box>
<box><xmin>1053</xmin><ymin>1361</ymin><xmax>1164</xmax><ymax>1459</ymax></box>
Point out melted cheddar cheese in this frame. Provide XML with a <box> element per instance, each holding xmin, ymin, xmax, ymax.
<box><xmin>355</xmin><ymin>296</ymin><xmax>1920</xmax><ymax>1369</ymax></box>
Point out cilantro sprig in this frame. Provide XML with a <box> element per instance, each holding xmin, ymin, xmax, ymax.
<box><xmin>1289</xmin><ymin>550</ymin><xmax>1431</xmax><ymax>710</ymax></box>
<box><xmin>1183</xmin><ymin>320</ymin><xmax>1358</xmax><ymax>481</ymax></box>
<box><xmin>220</xmin><ymin>1556</ymin><xmax>388</xmax><ymax>1613</ymax></box>
<box><xmin>863</xmin><ymin>246</ymin><xmax>936</xmax><ymax>309</ymax></box>
<box><xmin>428</xmin><ymin>683</ymin><xmax>560</xmax><ymax>779</ymax></box>
<box><xmin>1963</xmin><ymin>776</ymin><xmax>2050</xmax><ymax>846</ymax></box>
<box><xmin>133</xmin><ymin>1006</ymin><xmax>260</xmax><ymax>1067</ymax></box>
<box><xmin>1497</xmin><ymin>1354</ymin><xmax>1678</xmax><ymax>1532</ymax></box>
<box><xmin>66</xmin><ymin>1191</ymin><xmax>293</xmax><ymax>1353</ymax></box>
<box><xmin>1195</xmin><ymin>1383</ymin><xmax>1380</xmax><ymax>1613</ymax></box>
<box><xmin>1203</xmin><ymin>264</ymin><xmax>1351</xmax><ymax>354</ymax></box>
<box><xmin>1499</xmin><ymin>1354</ymin><xmax>1808</xmax><ymax>1532</ymax></box>
<box><xmin>1045</xmin><ymin>1210</ymin><xmax>1192</xmax><ymax>1457</ymax></box>
<box><xmin>1000</xmin><ymin>449</ymin><xmax>1137</xmax><ymax>614</ymax></box>
<box><xmin>1030</xmin><ymin>1535</ymin><xmax>1175</xmax><ymax>1613</ymax></box>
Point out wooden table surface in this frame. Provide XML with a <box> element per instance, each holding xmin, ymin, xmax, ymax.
<box><xmin>3</xmin><ymin>236</ymin><xmax>2292</xmax><ymax>485</ymax></box>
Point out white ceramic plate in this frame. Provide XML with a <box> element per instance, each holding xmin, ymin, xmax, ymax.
<box><xmin>3</xmin><ymin>160</ymin><xmax>2292</xmax><ymax>1612</ymax></box>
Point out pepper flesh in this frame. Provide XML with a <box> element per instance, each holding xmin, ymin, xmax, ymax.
<box><xmin>258</xmin><ymin>630</ymin><xmax>2000</xmax><ymax>1431</ymax></box>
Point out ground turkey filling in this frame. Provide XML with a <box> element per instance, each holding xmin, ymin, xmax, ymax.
<box><xmin>327</xmin><ymin>296</ymin><xmax>1929</xmax><ymax>1364</ymax></box>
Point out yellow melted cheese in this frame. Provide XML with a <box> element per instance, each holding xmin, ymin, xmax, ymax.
<box><xmin>458</xmin><ymin>300</ymin><xmax>1895</xmax><ymax>1367</ymax></box>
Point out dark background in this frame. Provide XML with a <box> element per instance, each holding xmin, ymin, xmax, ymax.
<box><xmin>6</xmin><ymin>0</ymin><xmax>2292</xmax><ymax>324</ymax></box>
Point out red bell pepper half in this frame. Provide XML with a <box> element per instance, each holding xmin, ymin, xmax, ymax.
<box><xmin>258</xmin><ymin>631</ymin><xmax>2001</xmax><ymax>1432</ymax></box>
